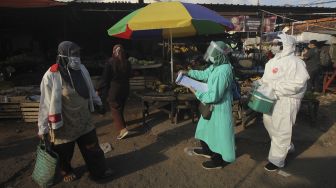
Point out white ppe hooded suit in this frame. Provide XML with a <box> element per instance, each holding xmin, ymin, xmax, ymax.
<box><xmin>260</xmin><ymin>33</ymin><xmax>310</xmax><ymax>167</ymax></box>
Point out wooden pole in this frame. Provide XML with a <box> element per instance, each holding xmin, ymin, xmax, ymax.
<box><xmin>170</xmin><ymin>30</ymin><xmax>174</xmax><ymax>83</ymax></box>
<box><xmin>259</xmin><ymin>11</ymin><xmax>265</xmax><ymax>51</ymax></box>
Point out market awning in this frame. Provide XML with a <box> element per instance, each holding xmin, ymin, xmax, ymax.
<box><xmin>0</xmin><ymin>0</ymin><xmax>65</xmax><ymax>8</ymax></box>
<box><xmin>55</xmin><ymin>0</ymin><xmax>138</xmax><ymax>3</ymax></box>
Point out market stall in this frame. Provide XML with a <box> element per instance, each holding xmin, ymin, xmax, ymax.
<box><xmin>107</xmin><ymin>1</ymin><xmax>234</xmax><ymax>124</ymax></box>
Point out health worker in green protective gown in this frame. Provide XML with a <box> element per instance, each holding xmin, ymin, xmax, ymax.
<box><xmin>181</xmin><ymin>41</ymin><xmax>236</xmax><ymax>170</ymax></box>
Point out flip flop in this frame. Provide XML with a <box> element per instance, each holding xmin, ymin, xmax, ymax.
<box><xmin>63</xmin><ymin>172</ymin><xmax>79</xmax><ymax>182</ymax></box>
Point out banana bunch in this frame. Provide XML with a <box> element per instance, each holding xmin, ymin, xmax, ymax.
<box><xmin>173</xmin><ymin>86</ymin><xmax>189</xmax><ymax>94</ymax></box>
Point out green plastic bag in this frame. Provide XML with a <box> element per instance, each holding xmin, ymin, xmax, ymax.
<box><xmin>32</xmin><ymin>139</ymin><xmax>59</xmax><ymax>188</ymax></box>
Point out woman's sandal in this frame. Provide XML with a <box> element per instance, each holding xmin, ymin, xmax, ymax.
<box><xmin>62</xmin><ymin>172</ymin><xmax>79</xmax><ymax>182</ymax></box>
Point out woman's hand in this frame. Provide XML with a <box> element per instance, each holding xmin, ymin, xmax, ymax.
<box><xmin>188</xmin><ymin>87</ymin><xmax>196</xmax><ymax>94</ymax></box>
<box><xmin>38</xmin><ymin>133</ymin><xmax>49</xmax><ymax>140</ymax></box>
<box><xmin>178</xmin><ymin>70</ymin><xmax>188</xmax><ymax>75</ymax></box>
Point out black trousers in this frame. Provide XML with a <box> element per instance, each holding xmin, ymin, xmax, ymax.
<box><xmin>308</xmin><ymin>68</ymin><xmax>322</xmax><ymax>92</ymax></box>
<box><xmin>109</xmin><ymin>84</ymin><xmax>129</xmax><ymax>131</ymax></box>
<box><xmin>200</xmin><ymin>140</ymin><xmax>224</xmax><ymax>165</ymax></box>
<box><xmin>52</xmin><ymin>129</ymin><xmax>106</xmax><ymax>178</ymax></box>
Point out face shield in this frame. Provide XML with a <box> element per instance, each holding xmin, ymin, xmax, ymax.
<box><xmin>204</xmin><ymin>41</ymin><xmax>232</xmax><ymax>63</ymax></box>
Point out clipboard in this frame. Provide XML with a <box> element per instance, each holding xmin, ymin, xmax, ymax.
<box><xmin>175</xmin><ymin>72</ymin><xmax>208</xmax><ymax>93</ymax></box>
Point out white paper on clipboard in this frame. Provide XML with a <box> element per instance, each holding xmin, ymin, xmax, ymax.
<box><xmin>175</xmin><ymin>72</ymin><xmax>208</xmax><ymax>93</ymax></box>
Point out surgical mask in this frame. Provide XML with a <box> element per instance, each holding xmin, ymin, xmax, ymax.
<box><xmin>209</xmin><ymin>56</ymin><xmax>215</xmax><ymax>63</ymax></box>
<box><xmin>68</xmin><ymin>57</ymin><xmax>81</xmax><ymax>70</ymax></box>
<box><xmin>58</xmin><ymin>54</ymin><xmax>82</xmax><ymax>88</ymax></box>
<box><xmin>58</xmin><ymin>55</ymin><xmax>81</xmax><ymax>70</ymax></box>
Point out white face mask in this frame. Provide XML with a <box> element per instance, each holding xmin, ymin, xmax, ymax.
<box><xmin>59</xmin><ymin>55</ymin><xmax>81</xmax><ymax>70</ymax></box>
<box><xmin>68</xmin><ymin>57</ymin><xmax>81</xmax><ymax>70</ymax></box>
<box><xmin>209</xmin><ymin>56</ymin><xmax>215</xmax><ymax>63</ymax></box>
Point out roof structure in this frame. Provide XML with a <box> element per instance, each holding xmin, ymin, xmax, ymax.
<box><xmin>0</xmin><ymin>0</ymin><xmax>64</xmax><ymax>8</ymax></box>
<box><xmin>55</xmin><ymin>0</ymin><xmax>138</xmax><ymax>3</ymax></box>
<box><xmin>292</xmin><ymin>17</ymin><xmax>336</xmax><ymax>35</ymax></box>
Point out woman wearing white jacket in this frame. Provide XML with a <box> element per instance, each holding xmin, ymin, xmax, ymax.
<box><xmin>37</xmin><ymin>41</ymin><xmax>113</xmax><ymax>182</ymax></box>
<box><xmin>258</xmin><ymin>34</ymin><xmax>310</xmax><ymax>171</ymax></box>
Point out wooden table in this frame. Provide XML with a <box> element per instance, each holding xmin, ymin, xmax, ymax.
<box><xmin>134</xmin><ymin>90</ymin><xmax>177</xmax><ymax>125</ymax></box>
<box><xmin>175</xmin><ymin>93</ymin><xmax>198</xmax><ymax>124</ymax></box>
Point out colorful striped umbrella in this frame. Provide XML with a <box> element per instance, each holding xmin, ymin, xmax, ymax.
<box><xmin>107</xmin><ymin>2</ymin><xmax>233</xmax><ymax>82</ymax></box>
<box><xmin>107</xmin><ymin>1</ymin><xmax>233</xmax><ymax>39</ymax></box>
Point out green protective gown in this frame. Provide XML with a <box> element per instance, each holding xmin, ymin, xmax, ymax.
<box><xmin>188</xmin><ymin>64</ymin><xmax>236</xmax><ymax>162</ymax></box>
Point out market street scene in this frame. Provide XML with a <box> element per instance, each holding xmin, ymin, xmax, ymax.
<box><xmin>0</xmin><ymin>0</ymin><xmax>336</xmax><ymax>188</ymax></box>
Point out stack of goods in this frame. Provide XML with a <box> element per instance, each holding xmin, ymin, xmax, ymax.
<box><xmin>128</xmin><ymin>57</ymin><xmax>156</xmax><ymax>66</ymax></box>
<box><xmin>173</xmin><ymin>86</ymin><xmax>189</xmax><ymax>94</ymax></box>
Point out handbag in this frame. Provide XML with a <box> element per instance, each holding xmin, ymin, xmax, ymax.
<box><xmin>198</xmin><ymin>103</ymin><xmax>213</xmax><ymax>120</ymax></box>
<box><xmin>32</xmin><ymin>139</ymin><xmax>59</xmax><ymax>188</ymax></box>
<box><xmin>231</xmin><ymin>79</ymin><xmax>241</xmax><ymax>101</ymax></box>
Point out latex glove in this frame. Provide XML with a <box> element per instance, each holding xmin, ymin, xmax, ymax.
<box><xmin>252</xmin><ymin>79</ymin><xmax>262</xmax><ymax>88</ymax></box>
<box><xmin>258</xmin><ymin>82</ymin><xmax>277</xmax><ymax>100</ymax></box>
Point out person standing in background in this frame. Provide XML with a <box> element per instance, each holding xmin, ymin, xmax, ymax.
<box><xmin>96</xmin><ymin>44</ymin><xmax>131</xmax><ymax>140</ymax></box>
<box><xmin>303</xmin><ymin>40</ymin><xmax>321</xmax><ymax>93</ymax></box>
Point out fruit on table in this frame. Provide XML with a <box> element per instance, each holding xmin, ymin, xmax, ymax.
<box><xmin>128</xmin><ymin>57</ymin><xmax>156</xmax><ymax>66</ymax></box>
<box><xmin>173</xmin><ymin>86</ymin><xmax>189</xmax><ymax>94</ymax></box>
<box><xmin>158</xmin><ymin>84</ymin><xmax>168</xmax><ymax>93</ymax></box>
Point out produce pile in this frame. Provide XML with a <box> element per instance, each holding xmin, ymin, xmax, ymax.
<box><xmin>128</xmin><ymin>57</ymin><xmax>156</xmax><ymax>66</ymax></box>
<box><xmin>238</xmin><ymin>76</ymin><xmax>262</xmax><ymax>98</ymax></box>
<box><xmin>147</xmin><ymin>80</ymin><xmax>190</xmax><ymax>94</ymax></box>
<box><xmin>173</xmin><ymin>86</ymin><xmax>189</xmax><ymax>94</ymax></box>
<box><xmin>171</xmin><ymin>45</ymin><xmax>198</xmax><ymax>54</ymax></box>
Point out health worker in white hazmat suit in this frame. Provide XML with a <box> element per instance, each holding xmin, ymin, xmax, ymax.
<box><xmin>258</xmin><ymin>33</ymin><xmax>310</xmax><ymax>171</ymax></box>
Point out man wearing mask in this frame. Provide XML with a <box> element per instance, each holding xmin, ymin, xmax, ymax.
<box><xmin>180</xmin><ymin>41</ymin><xmax>236</xmax><ymax>169</ymax></box>
<box><xmin>258</xmin><ymin>34</ymin><xmax>310</xmax><ymax>171</ymax></box>
<box><xmin>304</xmin><ymin>40</ymin><xmax>321</xmax><ymax>92</ymax></box>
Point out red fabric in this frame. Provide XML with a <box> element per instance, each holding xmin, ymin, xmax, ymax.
<box><xmin>272</xmin><ymin>67</ymin><xmax>278</xmax><ymax>74</ymax></box>
<box><xmin>113</xmin><ymin>25</ymin><xmax>133</xmax><ymax>39</ymax></box>
<box><xmin>50</xmin><ymin>64</ymin><xmax>59</xmax><ymax>72</ymax></box>
<box><xmin>0</xmin><ymin>0</ymin><xmax>64</xmax><ymax>8</ymax></box>
<box><xmin>48</xmin><ymin>113</ymin><xmax>62</xmax><ymax>123</ymax></box>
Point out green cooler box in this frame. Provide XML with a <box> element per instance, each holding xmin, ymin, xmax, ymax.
<box><xmin>248</xmin><ymin>90</ymin><xmax>275</xmax><ymax>114</ymax></box>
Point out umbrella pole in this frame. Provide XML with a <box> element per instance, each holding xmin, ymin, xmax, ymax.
<box><xmin>170</xmin><ymin>30</ymin><xmax>173</xmax><ymax>83</ymax></box>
